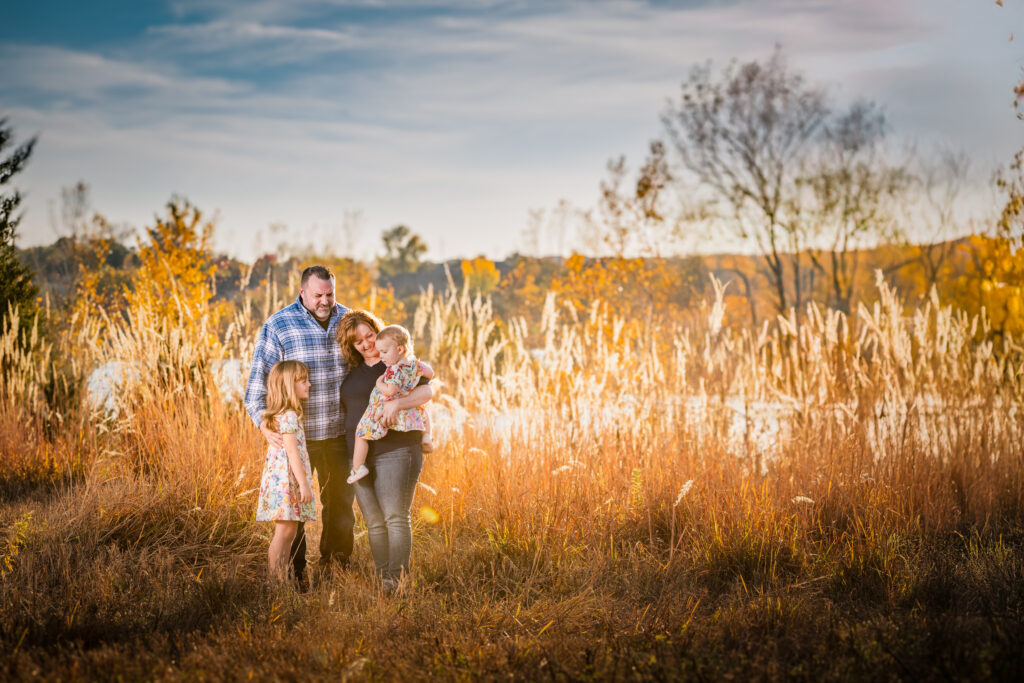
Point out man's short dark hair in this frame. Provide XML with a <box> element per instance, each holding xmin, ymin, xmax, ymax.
<box><xmin>300</xmin><ymin>265</ymin><xmax>335</xmax><ymax>286</ymax></box>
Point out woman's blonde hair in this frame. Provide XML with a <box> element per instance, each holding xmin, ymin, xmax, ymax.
<box><xmin>336</xmin><ymin>309</ymin><xmax>385</xmax><ymax>368</ymax></box>
<box><xmin>261</xmin><ymin>360</ymin><xmax>308</xmax><ymax>431</ymax></box>
<box><xmin>376</xmin><ymin>324</ymin><xmax>414</xmax><ymax>357</ymax></box>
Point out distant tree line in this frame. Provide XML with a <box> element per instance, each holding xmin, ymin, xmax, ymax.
<box><xmin>6</xmin><ymin>44</ymin><xmax>1024</xmax><ymax>339</ymax></box>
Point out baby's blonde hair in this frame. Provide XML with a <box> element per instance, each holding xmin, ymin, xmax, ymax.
<box><xmin>261</xmin><ymin>360</ymin><xmax>308</xmax><ymax>431</ymax></box>
<box><xmin>376</xmin><ymin>324</ymin><xmax>414</xmax><ymax>357</ymax></box>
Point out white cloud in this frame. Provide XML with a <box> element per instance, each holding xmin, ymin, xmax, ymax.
<box><xmin>6</xmin><ymin>0</ymin><xmax>1023</xmax><ymax>260</ymax></box>
<box><xmin>0</xmin><ymin>44</ymin><xmax>242</xmax><ymax>102</ymax></box>
<box><xmin>145</xmin><ymin>20</ymin><xmax>367</xmax><ymax>65</ymax></box>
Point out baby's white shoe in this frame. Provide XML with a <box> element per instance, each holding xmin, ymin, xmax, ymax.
<box><xmin>347</xmin><ymin>465</ymin><xmax>369</xmax><ymax>484</ymax></box>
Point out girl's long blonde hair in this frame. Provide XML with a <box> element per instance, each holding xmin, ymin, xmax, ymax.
<box><xmin>261</xmin><ymin>360</ymin><xmax>308</xmax><ymax>431</ymax></box>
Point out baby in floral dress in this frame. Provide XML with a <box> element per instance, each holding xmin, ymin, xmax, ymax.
<box><xmin>347</xmin><ymin>324</ymin><xmax>433</xmax><ymax>484</ymax></box>
<box><xmin>255</xmin><ymin>360</ymin><xmax>317</xmax><ymax>581</ymax></box>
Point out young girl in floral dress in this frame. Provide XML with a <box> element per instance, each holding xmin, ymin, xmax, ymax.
<box><xmin>255</xmin><ymin>360</ymin><xmax>317</xmax><ymax>581</ymax></box>
<box><xmin>347</xmin><ymin>325</ymin><xmax>433</xmax><ymax>484</ymax></box>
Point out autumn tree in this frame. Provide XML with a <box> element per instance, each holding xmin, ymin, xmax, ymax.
<box><xmin>126</xmin><ymin>197</ymin><xmax>221</xmax><ymax>329</ymax></box>
<box><xmin>548</xmin><ymin>139</ymin><xmax>706</xmax><ymax>332</ymax></box>
<box><xmin>69</xmin><ymin>212</ymin><xmax>138</xmax><ymax>324</ymax></box>
<box><xmin>552</xmin><ymin>253</ymin><xmax>706</xmax><ymax>330</ymax></box>
<box><xmin>597</xmin><ymin>141</ymin><xmax>753</xmax><ymax>325</ymax></box>
<box><xmin>591</xmin><ymin>141</ymin><xmax>683</xmax><ymax>257</ymax></box>
<box><xmin>797</xmin><ymin>101</ymin><xmax>910</xmax><ymax>313</ymax></box>
<box><xmin>662</xmin><ymin>48</ymin><xmax>828</xmax><ymax>314</ymax></box>
<box><xmin>378</xmin><ymin>224</ymin><xmax>428</xmax><ymax>277</ymax></box>
<box><xmin>957</xmin><ymin>0</ymin><xmax>1024</xmax><ymax>339</ymax></box>
<box><xmin>494</xmin><ymin>254</ymin><xmax>563</xmax><ymax>324</ymax></box>
<box><xmin>0</xmin><ymin>117</ymin><xmax>38</xmax><ymax>331</ymax></box>
<box><xmin>958</xmin><ymin>234</ymin><xmax>1024</xmax><ymax>340</ymax></box>
<box><xmin>909</xmin><ymin>149</ymin><xmax>972</xmax><ymax>299</ymax></box>
<box><xmin>956</xmin><ymin>147</ymin><xmax>1024</xmax><ymax>340</ymax></box>
<box><xmin>461</xmin><ymin>256</ymin><xmax>501</xmax><ymax>294</ymax></box>
<box><xmin>997</xmin><ymin>147</ymin><xmax>1024</xmax><ymax>241</ymax></box>
<box><xmin>29</xmin><ymin>182</ymin><xmax>135</xmax><ymax>314</ymax></box>
<box><xmin>942</xmin><ymin>142</ymin><xmax>1024</xmax><ymax>342</ymax></box>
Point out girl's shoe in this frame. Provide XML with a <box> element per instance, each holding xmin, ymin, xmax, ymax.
<box><xmin>347</xmin><ymin>465</ymin><xmax>369</xmax><ymax>484</ymax></box>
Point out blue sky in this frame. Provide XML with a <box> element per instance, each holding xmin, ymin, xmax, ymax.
<box><xmin>2</xmin><ymin>0</ymin><xmax>1023</xmax><ymax>261</ymax></box>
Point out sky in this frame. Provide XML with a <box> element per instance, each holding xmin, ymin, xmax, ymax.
<box><xmin>2</xmin><ymin>0</ymin><xmax>1023</xmax><ymax>262</ymax></box>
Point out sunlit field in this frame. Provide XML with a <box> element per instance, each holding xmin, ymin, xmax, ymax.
<box><xmin>1</xmin><ymin>268</ymin><xmax>1022</xmax><ymax>681</ymax></box>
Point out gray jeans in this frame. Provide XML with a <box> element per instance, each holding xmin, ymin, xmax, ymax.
<box><xmin>354</xmin><ymin>444</ymin><xmax>423</xmax><ymax>580</ymax></box>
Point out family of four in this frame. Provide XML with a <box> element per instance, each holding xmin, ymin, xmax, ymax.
<box><xmin>243</xmin><ymin>265</ymin><xmax>434</xmax><ymax>594</ymax></box>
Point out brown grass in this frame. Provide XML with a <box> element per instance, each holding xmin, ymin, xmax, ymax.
<box><xmin>1</xmin><ymin>276</ymin><xmax>1023</xmax><ymax>680</ymax></box>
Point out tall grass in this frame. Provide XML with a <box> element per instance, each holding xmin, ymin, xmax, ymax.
<box><xmin>1</xmin><ymin>274</ymin><xmax>1023</xmax><ymax>679</ymax></box>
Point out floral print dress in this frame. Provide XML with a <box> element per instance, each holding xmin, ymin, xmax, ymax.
<box><xmin>255</xmin><ymin>410</ymin><xmax>317</xmax><ymax>522</ymax></box>
<box><xmin>355</xmin><ymin>358</ymin><xmax>429</xmax><ymax>441</ymax></box>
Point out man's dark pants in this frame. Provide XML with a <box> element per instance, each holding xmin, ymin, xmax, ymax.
<box><xmin>290</xmin><ymin>435</ymin><xmax>354</xmax><ymax>580</ymax></box>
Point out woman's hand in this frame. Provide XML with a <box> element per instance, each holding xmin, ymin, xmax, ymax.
<box><xmin>380</xmin><ymin>384</ymin><xmax>433</xmax><ymax>426</ymax></box>
<box><xmin>380</xmin><ymin>399</ymin><xmax>400</xmax><ymax>427</ymax></box>
<box><xmin>260</xmin><ymin>421</ymin><xmax>285</xmax><ymax>449</ymax></box>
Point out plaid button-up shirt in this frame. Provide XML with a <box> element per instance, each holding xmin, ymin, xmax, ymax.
<box><xmin>244</xmin><ymin>296</ymin><xmax>349</xmax><ymax>441</ymax></box>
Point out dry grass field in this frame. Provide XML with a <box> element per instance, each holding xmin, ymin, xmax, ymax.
<box><xmin>2</xmin><ymin>276</ymin><xmax>1024</xmax><ymax>681</ymax></box>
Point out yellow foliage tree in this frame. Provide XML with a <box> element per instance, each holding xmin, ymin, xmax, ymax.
<box><xmin>492</xmin><ymin>257</ymin><xmax>563</xmax><ymax>338</ymax></box>
<box><xmin>461</xmin><ymin>256</ymin><xmax>500</xmax><ymax>294</ymax></box>
<box><xmin>125</xmin><ymin>198</ymin><xmax>224</xmax><ymax>337</ymax></box>
<box><xmin>551</xmin><ymin>253</ymin><xmax>706</xmax><ymax>339</ymax></box>
<box><xmin>71</xmin><ymin>215</ymin><xmax>132</xmax><ymax>326</ymax></box>
<box><xmin>950</xmin><ymin>148</ymin><xmax>1024</xmax><ymax>340</ymax></box>
<box><xmin>956</xmin><ymin>235</ymin><xmax>1024</xmax><ymax>340</ymax></box>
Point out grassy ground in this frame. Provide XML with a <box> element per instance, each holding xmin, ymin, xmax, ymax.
<box><xmin>1</xmin><ymin>400</ymin><xmax>1023</xmax><ymax>681</ymax></box>
<box><xmin>2</xmin><ymin>283</ymin><xmax>1024</xmax><ymax>680</ymax></box>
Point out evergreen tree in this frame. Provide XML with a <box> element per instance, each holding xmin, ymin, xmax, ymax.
<box><xmin>0</xmin><ymin>117</ymin><xmax>39</xmax><ymax>328</ymax></box>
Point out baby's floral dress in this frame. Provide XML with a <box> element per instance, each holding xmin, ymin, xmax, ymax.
<box><xmin>255</xmin><ymin>410</ymin><xmax>317</xmax><ymax>522</ymax></box>
<box><xmin>355</xmin><ymin>358</ymin><xmax>429</xmax><ymax>441</ymax></box>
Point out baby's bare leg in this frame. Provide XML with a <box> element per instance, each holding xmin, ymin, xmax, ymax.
<box><xmin>421</xmin><ymin>411</ymin><xmax>433</xmax><ymax>452</ymax></box>
<box><xmin>353</xmin><ymin>436</ymin><xmax>369</xmax><ymax>471</ymax></box>
<box><xmin>348</xmin><ymin>436</ymin><xmax>371</xmax><ymax>483</ymax></box>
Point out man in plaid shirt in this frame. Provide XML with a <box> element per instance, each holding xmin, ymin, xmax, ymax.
<box><xmin>245</xmin><ymin>265</ymin><xmax>351</xmax><ymax>583</ymax></box>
